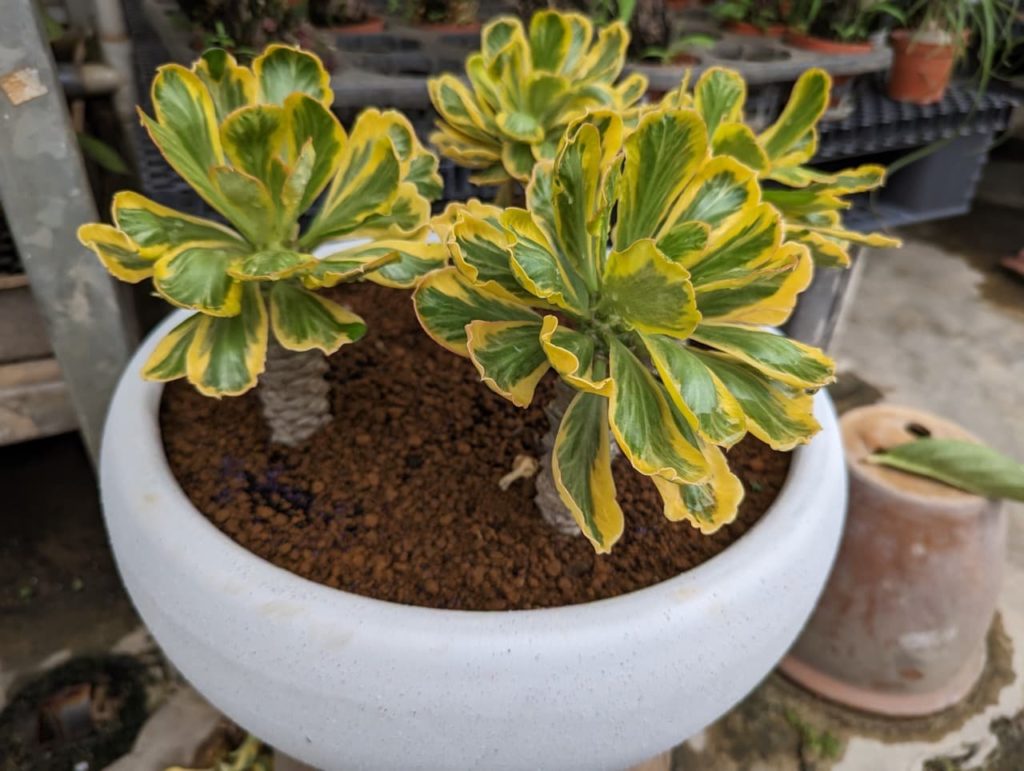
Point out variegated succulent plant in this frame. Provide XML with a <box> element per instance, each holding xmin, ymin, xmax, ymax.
<box><xmin>415</xmin><ymin>106</ymin><xmax>840</xmax><ymax>553</ymax></box>
<box><xmin>79</xmin><ymin>45</ymin><xmax>444</xmax><ymax>398</ymax></box>
<box><xmin>654</xmin><ymin>67</ymin><xmax>902</xmax><ymax>267</ymax></box>
<box><xmin>428</xmin><ymin>10</ymin><xmax>648</xmax><ymax>190</ymax></box>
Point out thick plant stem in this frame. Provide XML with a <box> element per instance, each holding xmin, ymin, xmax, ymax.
<box><xmin>534</xmin><ymin>380</ymin><xmax>582</xmax><ymax>536</ymax></box>
<box><xmin>257</xmin><ymin>340</ymin><xmax>332</xmax><ymax>447</ymax></box>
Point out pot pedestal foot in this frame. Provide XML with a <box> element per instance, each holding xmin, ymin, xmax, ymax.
<box><xmin>273</xmin><ymin>749</ymin><xmax>673</xmax><ymax>770</ymax></box>
<box><xmin>779</xmin><ymin>643</ymin><xmax>987</xmax><ymax>717</ymax></box>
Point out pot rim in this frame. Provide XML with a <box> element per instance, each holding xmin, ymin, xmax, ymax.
<box><xmin>102</xmin><ymin>308</ymin><xmax>841</xmax><ymax>633</ymax></box>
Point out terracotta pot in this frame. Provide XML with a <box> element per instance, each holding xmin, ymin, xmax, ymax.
<box><xmin>726</xmin><ymin>21</ymin><xmax>785</xmax><ymax>39</ymax></box>
<box><xmin>419</xmin><ymin>20</ymin><xmax>481</xmax><ymax>34</ymax></box>
<box><xmin>99</xmin><ymin>307</ymin><xmax>848</xmax><ymax>770</ymax></box>
<box><xmin>331</xmin><ymin>17</ymin><xmax>386</xmax><ymax>35</ymax></box>
<box><xmin>781</xmin><ymin>405</ymin><xmax>1007</xmax><ymax>717</ymax></box>
<box><xmin>888</xmin><ymin>28</ymin><xmax>957</xmax><ymax>105</ymax></box>
<box><xmin>784</xmin><ymin>29</ymin><xmax>873</xmax><ymax>54</ymax></box>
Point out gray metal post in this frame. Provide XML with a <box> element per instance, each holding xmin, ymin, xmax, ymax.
<box><xmin>0</xmin><ymin>1</ymin><xmax>136</xmax><ymax>463</ymax></box>
<box><xmin>784</xmin><ymin>245</ymin><xmax>866</xmax><ymax>352</ymax></box>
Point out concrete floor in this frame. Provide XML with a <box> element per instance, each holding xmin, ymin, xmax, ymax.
<box><xmin>0</xmin><ymin>201</ymin><xmax>1022</xmax><ymax>769</ymax></box>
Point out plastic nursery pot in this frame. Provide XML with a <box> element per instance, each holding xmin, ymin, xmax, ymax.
<box><xmin>331</xmin><ymin>17</ymin><xmax>386</xmax><ymax>35</ymax></box>
<box><xmin>726</xmin><ymin>21</ymin><xmax>786</xmax><ymax>39</ymax></box>
<box><xmin>780</xmin><ymin>404</ymin><xmax>1006</xmax><ymax>717</ymax></box>
<box><xmin>784</xmin><ymin>29</ymin><xmax>873</xmax><ymax>55</ymax></box>
<box><xmin>100</xmin><ymin>310</ymin><xmax>848</xmax><ymax>771</ymax></box>
<box><xmin>888</xmin><ymin>28</ymin><xmax>957</xmax><ymax>105</ymax></box>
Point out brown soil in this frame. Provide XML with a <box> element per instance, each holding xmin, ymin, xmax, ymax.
<box><xmin>160</xmin><ymin>283</ymin><xmax>791</xmax><ymax>611</ymax></box>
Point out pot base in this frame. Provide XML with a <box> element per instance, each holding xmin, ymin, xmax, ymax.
<box><xmin>778</xmin><ymin>644</ymin><xmax>987</xmax><ymax>717</ymax></box>
<box><xmin>275</xmin><ymin>750</ymin><xmax>673</xmax><ymax>770</ymax></box>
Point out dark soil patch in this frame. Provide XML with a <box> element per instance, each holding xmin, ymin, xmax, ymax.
<box><xmin>0</xmin><ymin>655</ymin><xmax>148</xmax><ymax>771</ymax></box>
<box><xmin>160</xmin><ymin>283</ymin><xmax>791</xmax><ymax>610</ymax></box>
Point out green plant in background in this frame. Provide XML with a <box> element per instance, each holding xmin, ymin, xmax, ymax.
<box><xmin>831</xmin><ymin>0</ymin><xmax>905</xmax><ymax>43</ymax></box>
<box><xmin>903</xmin><ymin>0</ymin><xmax>1023</xmax><ymax>95</ymax></box>
<box><xmin>786</xmin><ymin>0</ymin><xmax>904</xmax><ymax>42</ymax></box>
<box><xmin>428</xmin><ymin>11</ymin><xmax>647</xmax><ymax>196</ymax></box>
<box><xmin>79</xmin><ymin>45</ymin><xmax>443</xmax><ymax>443</ymax></box>
<box><xmin>387</xmin><ymin>0</ymin><xmax>479</xmax><ymax>26</ymax></box>
<box><xmin>711</xmin><ymin>0</ymin><xmax>784</xmax><ymax>31</ymax></box>
<box><xmin>415</xmin><ymin>104</ymin><xmax>840</xmax><ymax>552</ymax></box>
<box><xmin>654</xmin><ymin>67</ymin><xmax>901</xmax><ymax>267</ymax></box>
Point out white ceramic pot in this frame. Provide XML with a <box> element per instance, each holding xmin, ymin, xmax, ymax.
<box><xmin>101</xmin><ymin>310</ymin><xmax>848</xmax><ymax>771</ymax></box>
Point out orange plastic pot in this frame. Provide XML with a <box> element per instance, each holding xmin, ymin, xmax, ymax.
<box><xmin>888</xmin><ymin>29</ymin><xmax>957</xmax><ymax>105</ymax></box>
<box><xmin>784</xmin><ymin>29</ymin><xmax>873</xmax><ymax>54</ymax></box>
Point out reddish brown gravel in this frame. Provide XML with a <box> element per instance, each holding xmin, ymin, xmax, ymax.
<box><xmin>160</xmin><ymin>283</ymin><xmax>791</xmax><ymax>611</ymax></box>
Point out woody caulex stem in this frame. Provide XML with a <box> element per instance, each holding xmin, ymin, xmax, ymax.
<box><xmin>257</xmin><ymin>339</ymin><xmax>332</xmax><ymax>447</ymax></box>
<box><xmin>534</xmin><ymin>379</ymin><xmax>584</xmax><ymax>536</ymax></box>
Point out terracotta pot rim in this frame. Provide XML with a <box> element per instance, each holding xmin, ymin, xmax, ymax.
<box><xmin>784</xmin><ymin>29</ymin><xmax>874</xmax><ymax>54</ymax></box>
<box><xmin>329</xmin><ymin>16</ymin><xmax>386</xmax><ymax>35</ymax></box>
<box><xmin>726</xmin><ymin>20</ymin><xmax>786</xmax><ymax>38</ymax></box>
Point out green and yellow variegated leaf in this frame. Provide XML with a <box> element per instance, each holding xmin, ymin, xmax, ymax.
<box><xmin>762</xmin><ymin>187</ymin><xmax>848</xmax><ymax>219</ymax></box>
<box><xmin>663</xmin><ymin>155</ymin><xmax>760</xmax><ymax>233</ymax></box>
<box><xmin>652</xmin><ymin>441</ymin><xmax>743</xmax><ymax>534</ymax></box>
<box><xmin>578</xmin><ymin>22</ymin><xmax>628</xmax><ymax>82</ymax></box>
<box><xmin>227</xmin><ymin>247</ymin><xmax>316</xmax><ymax>281</ymax></box>
<box><xmin>786</xmin><ymin>228</ymin><xmax>851</xmax><ymax>268</ymax></box>
<box><xmin>711</xmin><ymin>122</ymin><xmax>768</xmax><ymax>172</ymax></box>
<box><xmin>549</xmin><ymin>121</ymin><xmax>610</xmax><ymax>289</ymax></box>
<box><xmin>283</xmin><ymin>93</ymin><xmax>346</xmax><ymax>212</ymax></box>
<box><xmin>450</xmin><ymin>212</ymin><xmax>535</xmax><ymax>303</ymax></box>
<box><xmin>482</xmin><ymin>16</ymin><xmax>523</xmax><ymax>61</ymax></box>
<box><xmin>301</xmin><ymin>132</ymin><xmax>400</xmax><ymax>247</ymax></box>
<box><xmin>540</xmin><ymin>315</ymin><xmax>612</xmax><ymax>396</ymax></box>
<box><xmin>432</xmin><ymin>199</ymin><xmax>502</xmax><ymax>241</ymax></box>
<box><xmin>355</xmin><ymin>181</ymin><xmax>432</xmax><ymax>239</ymax></box>
<box><xmin>760</xmin><ymin>69</ymin><xmax>830</xmax><ymax>161</ymax></box>
<box><xmin>694</xmin><ymin>67</ymin><xmax>746</xmax><ymax>137</ymax></box>
<box><xmin>608</xmin><ymin>337</ymin><xmax>708</xmax><ymax>484</ymax></box>
<box><xmin>192</xmin><ymin>49</ymin><xmax>255</xmax><ymax>121</ymax></box>
<box><xmin>140</xmin><ymin>65</ymin><xmax>224</xmax><ymax>211</ymax></box>
<box><xmin>356</xmin><ymin>238</ymin><xmax>448</xmax><ymax>288</ymax></box>
<box><xmin>465</xmin><ymin>319</ymin><xmax>549</xmax><ymax>406</ymax></box>
<box><xmin>186</xmin><ymin>283</ymin><xmax>268</xmax><ymax>397</ymax></box>
<box><xmin>529</xmin><ymin>9</ymin><xmax>580</xmax><ymax>72</ymax></box>
<box><xmin>429</xmin><ymin>75</ymin><xmax>498</xmax><ymax>143</ymax></box>
<box><xmin>697</xmin><ymin>241</ymin><xmax>812</xmax><ymax>325</ymax></box>
<box><xmin>253</xmin><ymin>44</ymin><xmax>331</xmax><ymax>107</ymax></box>
<box><xmin>692</xmin><ymin>323</ymin><xmax>835</xmax><ymax>389</ymax></box>
<box><xmin>800</xmin><ymin>225</ymin><xmax>902</xmax><ymax>249</ymax></box>
<box><xmin>220</xmin><ymin>104</ymin><xmax>288</xmax><ymax>195</ymax></box>
<box><xmin>553</xmin><ymin>390</ymin><xmax>623</xmax><ymax>553</ymax></box>
<box><xmin>615</xmin><ymin>110</ymin><xmax>709</xmax><ymax>249</ymax></box>
<box><xmin>643</xmin><ymin>334</ymin><xmax>746</xmax><ymax>446</ymax></box>
<box><xmin>601</xmin><ymin>239</ymin><xmax>699</xmax><ymax>339</ymax></box>
<box><xmin>688</xmin><ymin>202</ymin><xmax>781</xmax><ymax>284</ymax></box>
<box><xmin>142</xmin><ymin>312</ymin><xmax>202</xmax><ymax>382</ymax></box>
<box><xmin>269</xmin><ymin>280</ymin><xmax>366</xmax><ymax>354</ymax></box>
<box><xmin>77</xmin><ymin>223</ymin><xmax>156</xmax><ymax>283</ymax></box>
<box><xmin>152</xmin><ymin>241</ymin><xmax>244</xmax><ymax>316</ymax></box>
<box><xmin>694</xmin><ymin>350</ymin><xmax>820</xmax><ymax>450</ymax></box>
<box><xmin>299</xmin><ymin>246</ymin><xmax>398</xmax><ymax>289</ymax></box>
<box><xmin>111</xmin><ymin>191</ymin><xmax>244</xmax><ymax>258</ymax></box>
<box><xmin>502</xmin><ymin>208</ymin><xmax>588</xmax><ymax>312</ymax></box>
<box><xmin>209</xmin><ymin>166</ymin><xmax>277</xmax><ymax>245</ymax></box>
<box><xmin>413</xmin><ymin>266</ymin><xmax>540</xmax><ymax>355</ymax></box>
